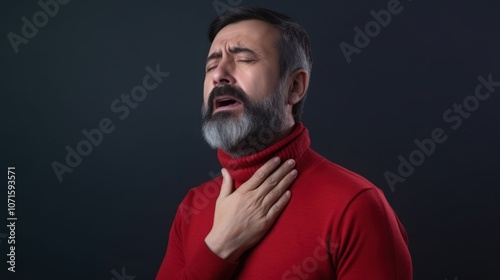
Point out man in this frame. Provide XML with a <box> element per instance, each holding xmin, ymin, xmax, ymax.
<box><xmin>156</xmin><ymin>7</ymin><xmax>412</xmax><ymax>280</ymax></box>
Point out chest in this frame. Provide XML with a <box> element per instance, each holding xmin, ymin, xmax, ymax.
<box><xmin>183</xmin><ymin>196</ymin><xmax>338</xmax><ymax>280</ymax></box>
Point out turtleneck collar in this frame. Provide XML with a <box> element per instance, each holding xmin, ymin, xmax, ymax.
<box><xmin>217</xmin><ymin>122</ymin><xmax>311</xmax><ymax>189</ymax></box>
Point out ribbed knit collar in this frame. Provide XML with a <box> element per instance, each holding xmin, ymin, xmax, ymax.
<box><xmin>217</xmin><ymin>122</ymin><xmax>311</xmax><ymax>189</ymax></box>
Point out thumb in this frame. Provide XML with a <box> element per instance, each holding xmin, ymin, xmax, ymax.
<box><xmin>219</xmin><ymin>168</ymin><xmax>234</xmax><ymax>198</ymax></box>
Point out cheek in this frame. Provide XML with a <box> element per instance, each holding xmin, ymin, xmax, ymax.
<box><xmin>203</xmin><ymin>80</ymin><xmax>212</xmax><ymax>105</ymax></box>
<box><xmin>251</xmin><ymin>79</ymin><xmax>274</xmax><ymax>100</ymax></box>
<box><xmin>203</xmin><ymin>92</ymin><xmax>209</xmax><ymax>106</ymax></box>
<box><xmin>249</xmin><ymin>68</ymin><xmax>278</xmax><ymax>99</ymax></box>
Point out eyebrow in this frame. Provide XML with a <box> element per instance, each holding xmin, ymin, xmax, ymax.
<box><xmin>206</xmin><ymin>46</ymin><xmax>258</xmax><ymax>65</ymax></box>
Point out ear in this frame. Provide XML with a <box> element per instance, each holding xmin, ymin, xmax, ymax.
<box><xmin>286</xmin><ymin>69</ymin><xmax>309</xmax><ymax>105</ymax></box>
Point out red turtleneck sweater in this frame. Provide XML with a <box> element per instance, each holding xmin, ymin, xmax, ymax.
<box><xmin>156</xmin><ymin>122</ymin><xmax>412</xmax><ymax>280</ymax></box>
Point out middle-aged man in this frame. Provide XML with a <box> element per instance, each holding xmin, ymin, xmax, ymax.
<box><xmin>156</xmin><ymin>7</ymin><xmax>412</xmax><ymax>280</ymax></box>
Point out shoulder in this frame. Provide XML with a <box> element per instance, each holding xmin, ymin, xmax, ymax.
<box><xmin>295</xmin><ymin>149</ymin><xmax>388</xmax><ymax>214</ymax></box>
<box><xmin>181</xmin><ymin>176</ymin><xmax>222</xmax><ymax>206</ymax></box>
<box><xmin>172</xmin><ymin>177</ymin><xmax>222</xmax><ymax>228</ymax></box>
<box><xmin>307</xmin><ymin>149</ymin><xmax>379</xmax><ymax>194</ymax></box>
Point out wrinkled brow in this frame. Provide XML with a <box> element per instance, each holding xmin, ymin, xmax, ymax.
<box><xmin>206</xmin><ymin>46</ymin><xmax>258</xmax><ymax>65</ymax></box>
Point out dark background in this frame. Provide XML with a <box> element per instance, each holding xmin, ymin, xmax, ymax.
<box><xmin>1</xmin><ymin>0</ymin><xmax>499</xmax><ymax>279</ymax></box>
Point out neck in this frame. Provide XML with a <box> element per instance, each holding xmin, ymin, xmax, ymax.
<box><xmin>225</xmin><ymin>122</ymin><xmax>296</xmax><ymax>159</ymax></box>
<box><xmin>217</xmin><ymin>121</ymin><xmax>312</xmax><ymax>188</ymax></box>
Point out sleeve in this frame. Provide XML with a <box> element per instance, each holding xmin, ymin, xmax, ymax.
<box><xmin>155</xmin><ymin>190</ymin><xmax>239</xmax><ymax>280</ymax></box>
<box><xmin>334</xmin><ymin>188</ymin><xmax>413</xmax><ymax>280</ymax></box>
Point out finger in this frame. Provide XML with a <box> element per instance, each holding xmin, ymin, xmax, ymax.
<box><xmin>256</xmin><ymin>159</ymin><xmax>296</xmax><ymax>197</ymax></box>
<box><xmin>265</xmin><ymin>190</ymin><xmax>291</xmax><ymax>221</ymax></box>
<box><xmin>218</xmin><ymin>168</ymin><xmax>233</xmax><ymax>198</ymax></box>
<box><xmin>239</xmin><ymin>156</ymin><xmax>281</xmax><ymax>192</ymax></box>
<box><xmin>262</xmin><ymin>169</ymin><xmax>297</xmax><ymax>208</ymax></box>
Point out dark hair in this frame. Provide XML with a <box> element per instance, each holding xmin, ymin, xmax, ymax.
<box><xmin>208</xmin><ymin>7</ymin><xmax>313</xmax><ymax>122</ymax></box>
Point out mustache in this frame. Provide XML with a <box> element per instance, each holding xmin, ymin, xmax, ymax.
<box><xmin>206</xmin><ymin>85</ymin><xmax>250</xmax><ymax>114</ymax></box>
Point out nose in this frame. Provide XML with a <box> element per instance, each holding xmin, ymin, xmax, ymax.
<box><xmin>211</xmin><ymin>58</ymin><xmax>235</xmax><ymax>87</ymax></box>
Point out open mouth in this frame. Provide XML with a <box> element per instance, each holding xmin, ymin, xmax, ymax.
<box><xmin>213</xmin><ymin>96</ymin><xmax>243</xmax><ymax>113</ymax></box>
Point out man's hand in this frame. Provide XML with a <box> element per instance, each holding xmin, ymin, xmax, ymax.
<box><xmin>205</xmin><ymin>156</ymin><xmax>297</xmax><ymax>262</ymax></box>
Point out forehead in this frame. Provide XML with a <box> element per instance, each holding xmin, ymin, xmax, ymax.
<box><xmin>209</xmin><ymin>19</ymin><xmax>279</xmax><ymax>55</ymax></box>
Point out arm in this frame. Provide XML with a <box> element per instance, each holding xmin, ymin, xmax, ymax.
<box><xmin>155</xmin><ymin>193</ymin><xmax>238</xmax><ymax>280</ymax></box>
<box><xmin>205</xmin><ymin>157</ymin><xmax>297</xmax><ymax>261</ymax></box>
<box><xmin>334</xmin><ymin>188</ymin><xmax>413</xmax><ymax>280</ymax></box>
<box><xmin>156</xmin><ymin>156</ymin><xmax>298</xmax><ymax>279</ymax></box>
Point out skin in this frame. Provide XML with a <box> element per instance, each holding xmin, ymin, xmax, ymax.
<box><xmin>203</xmin><ymin>20</ymin><xmax>310</xmax><ymax>262</ymax></box>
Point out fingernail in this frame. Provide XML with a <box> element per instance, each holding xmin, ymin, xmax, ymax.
<box><xmin>274</xmin><ymin>156</ymin><xmax>280</xmax><ymax>163</ymax></box>
<box><xmin>290</xmin><ymin>169</ymin><xmax>298</xmax><ymax>176</ymax></box>
<box><xmin>288</xmin><ymin>159</ymin><xmax>295</xmax><ymax>165</ymax></box>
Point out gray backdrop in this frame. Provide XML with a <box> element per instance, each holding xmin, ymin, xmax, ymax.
<box><xmin>1</xmin><ymin>0</ymin><xmax>499</xmax><ymax>279</ymax></box>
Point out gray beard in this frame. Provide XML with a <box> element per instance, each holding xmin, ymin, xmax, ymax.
<box><xmin>201</xmin><ymin>81</ymin><xmax>288</xmax><ymax>158</ymax></box>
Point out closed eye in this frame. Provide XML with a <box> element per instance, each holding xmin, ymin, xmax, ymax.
<box><xmin>238</xmin><ymin>59</ymin><xmax>257</xmax><ymax>64</ymax></box>
<box><xmin>206</xmin><ymin>65</ymin><xmax>217</xmax><ymax>72</ymax></box>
